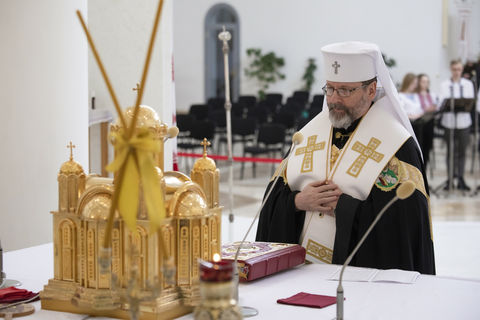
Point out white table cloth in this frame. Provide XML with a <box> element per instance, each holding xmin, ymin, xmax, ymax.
<box><xmin>4</xmin><ymin>243</ymin><xmax>480</xmax><ymax>319</ymax></box>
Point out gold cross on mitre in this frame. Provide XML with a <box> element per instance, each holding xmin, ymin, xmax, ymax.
<box><xmin>295</xmin><ymin>135</ymin><xmax>325</xmax><ymax>173</ymax></box>
<box><xmin>200</xmin><ymin>138</ymin><xmax>211</xmax><ymax>157</ymax></box>
<box><xmin>347</xmin><ymin>137</ymin><xmax>384</xmax><ymax>178</ymax></box>
<box><xmin>67</xmin><ymin>141</ymin><xmax>76</xmax><ymax>161</ymax></box>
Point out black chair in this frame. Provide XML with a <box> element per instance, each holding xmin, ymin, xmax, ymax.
<box><xmin>217</xmin><ymin>117</ymin><xmax>257</xmax><ymax>155</ymax></box>
<box><xmin>247</xmin><ymin>103</ymin><xmax>270</xmax><ymax>125</ymax></box>
<box><xmin>274</xmin><ymin>110</ymin><xmax>296</xmax><ymax>131</ymax></box>
<box><xmin>282</xmin><ymin>99</ymin><xmax>305</xmax><ymax>115</ymax></box>
<box><xmin>177</xmin><ymin>120</ymin><xmax>215</xmax><ymax>171</ymax></box>
<box><xmin>241</xmin><ymin>123</ymin><xmax>286</xmax><ymax>179</ymax></box>
<box><xmin>211</xmin><ymin>109</ymin><xmax>227</xmax><ymax>153</ymax></box>
<box><xmin>238</xmin><ymin>95</ymin><xmax>257</xmax><ymax>109</ymax></box>
<box><xmin>189</xmin><ymin>104</ymin><xmax>209</xmax><ymax>120</ymax></box>
<box><xmin>231</xmin><ymin>102</ymin><xmax>246</xmax><ymax>118</ymax></box>
<box><xmin>207</xmin><ymin>97</ymin><xmax>225</xmax><ymax>111</ymax></box>
<box><xmin>211</xmin><ymin>109</ymin><xmax>226</xmax><ymax>131</ymax></box>
<box><xmin>176</xmin><ymin>114</ymin><xmax>193</xmax><ymax>142</ymax></box>
<box><xmin>311</xmin><ymin>94</ymin><xmax>325</xmax><ymax>106</ymax></box>
<box><xmin>293</xmin><ymin>90</ymin><xmax>310</xmax><ymax>105</ymax></box>
<box><xmin>265</xmin><ymin>93</ymin><xmax>283</xmax><ymax>113</ymax></box>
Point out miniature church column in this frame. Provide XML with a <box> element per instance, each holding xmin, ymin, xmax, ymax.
<box><xmin>190</xmin><ymin>138</ymin><xmax>219</xmax><ymax>208</ymax></box>
<box><xmin>58</xmin><ymin>142</ymin><xmax>86</xmax><ymax>213</ymax></box>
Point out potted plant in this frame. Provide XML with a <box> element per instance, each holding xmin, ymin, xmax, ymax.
<box><xmin>302</xmin><ymin>58</ymin><xmax>317</xmax><ymax>92</ymax></box>
<box><xmin>244</xmin><ymin>48</ymin><xmax>285</xmax><ymax>100</ymax></box>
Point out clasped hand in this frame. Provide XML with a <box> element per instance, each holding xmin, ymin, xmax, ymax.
<box><xmin>294</xmin><ymin>180</ymin><xmax>342</xmax><ymax>215</ymax></box>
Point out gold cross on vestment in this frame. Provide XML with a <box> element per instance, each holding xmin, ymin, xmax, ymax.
<box><xmin>347</xmin><ymin>137</ymin><xmax>384</xmax><ymax>178</ymax></box>
<box><xmin>332</xmin><ymin>61</ymin><xmax>341</xmax><ymax>74</ymax></box>
<box><xmin>200</xmin><ymin>138</ymin><xmax>211</xmax><ymax>157</ymax></box>
<box><xmin>295</xmin><ymin>135</ymin><xmax>325</xmax><ymax>173</ymax></box>
<box><xmin>67</xmin><ymin>141</ymin><xmax>76</xmax><ymax>161</ymax></box>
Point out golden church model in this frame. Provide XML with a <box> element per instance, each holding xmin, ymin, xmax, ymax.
<box><xmin>41</xmin><ymin>106</ymin><xmax>222</xmax><ymax>319</ymax></box>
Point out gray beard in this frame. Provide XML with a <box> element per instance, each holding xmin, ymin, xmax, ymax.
<box><xmin>329</xmin><ymin>112</ymin><xmax>353</xmax><ymax>129</ymax></box>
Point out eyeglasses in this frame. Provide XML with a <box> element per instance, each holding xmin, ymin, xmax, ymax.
<box><xmin>322</xmin><ymin>84</ymin><xmax>367</xmax><ymax>97</ymax></box>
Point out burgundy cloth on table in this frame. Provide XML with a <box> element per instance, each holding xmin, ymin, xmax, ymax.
<box><xmin>0</xmin><ymin>287</ymin><xmax>38</xmax><ymax>303</ymax></box>
<box><xmin>277</xmin><ymin>292</ymin><xmax>339</xmax><ymax>308</ymax></box>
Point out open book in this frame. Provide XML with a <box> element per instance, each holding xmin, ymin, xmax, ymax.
<box><xmin>328</xmin><ymin>266</ymin><xmax>420</xmax><ymax>284</ymax></box>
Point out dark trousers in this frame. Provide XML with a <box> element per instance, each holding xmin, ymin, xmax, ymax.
<box><xmin>444</xmin><ymin>127</ymin><xmax>470</xmax><ymax>179</ymax></box>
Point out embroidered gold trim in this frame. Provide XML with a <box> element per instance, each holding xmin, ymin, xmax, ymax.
<box><xmin>347</xmin><ymin>137</ymin><xmax>384</xmax><ymax>178</ymax></box>
<box><xmin>305</xmin><ymin>238</ymin><xmax>333</xmax><ymax>264</ymax></box>
<box><xmin>295</xmin><ymin>135</ymin><xmax>326</xmax><ymax>173</ymax></box>
<box><xmin>398</xmin><ymin>160</ymin><xmax>433</xmax><ymax>240</ymax></box>
<box><xmin>398</xmin><ymin>160</ymin><xmax>427</xmax><ymax>199</ymax></box>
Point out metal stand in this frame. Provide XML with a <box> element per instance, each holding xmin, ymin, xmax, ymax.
<box><xmin>218</xmin><ymin>26</ymin><xmax>235</xmax><ymax>242</ymax></box>
<box><xmin>432</xmin><ymin>89</ymin><xmax>456</xmax><ymax>197</ymax></box>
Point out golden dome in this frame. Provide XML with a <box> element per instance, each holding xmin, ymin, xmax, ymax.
<box><xmin>116</xmin><ymin>105</ymin><xmax>163</xmax><ymax>128</ymax></box>
<box><xmin>192</xmin><ymin>156</ymin><xmax>216</xmax><ymax>172</ymax></box>
<box><xmin>81</xmin><ymin>193</ymin><xmax>112</xmax><ymax>220</ymax></box>
<box><xmin>170</xmin><ymin>182</ymin><xmax>208</xmax><ymax>217</ymax></box>
<box><xmin>76</xmin><ymin>186</ymin><xmax>117</xmax><ymax>220</ymax></box>
<box><xmin>192</xmin><ymin>138</ymin><xmax>217</xmax><ymax>172</ymax></box>
<box><xmin>175</xmin><ymin>191</ymin><xmax>208</xmax><ymax>217</ymax></box>
<box><xmin>60</xmin><ymin>160</ymin><xmax>84</xmax><ymax>175</ymax></box>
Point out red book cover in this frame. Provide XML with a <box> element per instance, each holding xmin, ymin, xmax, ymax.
<box><xmin>221</xmin><ymin>242</ymin><xmax>306</xmax><ymax>282</ymax></box>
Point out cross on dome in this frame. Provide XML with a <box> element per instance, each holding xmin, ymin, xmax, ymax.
<box><xmin>67</xmin><ymin>141</ymin><xmax>76</xmax><ymax>161</ymax></box>
<box><xmin>200</xmin><ymin>138</ymin><xmax>211</xmax><ymax>157</ymax></box>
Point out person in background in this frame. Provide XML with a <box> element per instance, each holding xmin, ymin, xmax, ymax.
<box><xmin>398</xmin><ymin>73</ymin><xmax>426</xmax><ymax>163</ymax></box>
<box><xmin>439</xmin><ymin>60</ymin><xmax>475</xmax><ymax>191</ymax></box>
<box><xmin>415</xmin><ymin>73</ymin><xmax>438</xmax><ymax>170</ymax></box>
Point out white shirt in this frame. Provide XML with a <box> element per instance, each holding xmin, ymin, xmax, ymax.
<box><xmin>398</xmin><ymin>92</ymin><xmax>423</xmax><ymax>120</ymax></box>
<box><xmin>439</xmin><ymin>78</ymin><xmax>475</xmax><ymax>129</ymax></box>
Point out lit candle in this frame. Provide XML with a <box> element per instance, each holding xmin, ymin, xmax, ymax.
<box><xmin>199</xmin><ymin>253</ymin><xmax>233</xmax><ymax>282</ymax></box>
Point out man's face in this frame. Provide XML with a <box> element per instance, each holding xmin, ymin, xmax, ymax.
<box><xmin>451</xmin><ymin>62</ymin><xmax>463</xmax><ymax>80</ymax></box>
<box><xmin>326</xmin><ymin>81</ymin><xmax>374</xmax><ymax>129</ymax></box>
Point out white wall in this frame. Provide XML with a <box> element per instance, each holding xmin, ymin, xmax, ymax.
<box><xmin>88</xmin><ymin>0</ymin><xmax>174</xmax><ymax>172</ymax></box>
<box><xmin>173</xmin><ymin>0</ymin><xmax>480</xmax><ymax>113</ymax></box>
<box><xmin>0</xmin><ymin>0</ymin><xmax>89</xmax><ymax>251</ymax></box>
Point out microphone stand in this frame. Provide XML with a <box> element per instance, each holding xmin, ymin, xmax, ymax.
<box><xmin>232</xmin><ymin>136</ymin><xmax>302</xmax><ymax>317</ymax></box>
<box><xmin>218</xmin><ymin>26</ymin><xmax>235</xmax><ymax>242</ymax></box>
<box><xmin>335</xmin><ymin>180</ymin><xmax>415</xmax><ymax>320</ymax></box>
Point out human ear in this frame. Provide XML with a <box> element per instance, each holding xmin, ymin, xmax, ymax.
<box><xmin>368</xmin><ymin>82</ymin><xmax>377</xmax><ymax>99</ymax></box>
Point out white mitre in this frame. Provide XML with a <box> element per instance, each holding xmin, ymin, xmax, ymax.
<box><xmin>320</xmin><ymin>41</ymin><xmax>421</xmax><ymax>159</ymax></box>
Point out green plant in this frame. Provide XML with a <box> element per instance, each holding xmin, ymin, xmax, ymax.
<box><xmin>302</xmin><ymin>58</ymin><xmax>317</xmax><ymax>92</ymax></box>
<box><xmin>244</xmin><ymin>48</ymin><xmax>285</xmax><ymax>100</ymax></box>
<box><xmin>382</xmin><ymin>52</ymin><xmax>396</xmax><ymax>68</ymax></box>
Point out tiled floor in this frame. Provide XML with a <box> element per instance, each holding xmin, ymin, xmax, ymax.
<box><xmin>184</xmin><ymin>136</ymin><xmax>480</xmax><ymax>280</ymax></box>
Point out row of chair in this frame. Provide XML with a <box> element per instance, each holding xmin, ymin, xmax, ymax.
<box><xmin>177</xmin><ymin>92</ymin><xmax>326</xmax><ymax>178</ymax></box>
<box><xmin>177</xmin><ymin>116</ymin><xmax>288</xmax><ymax>179</ymax></box>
